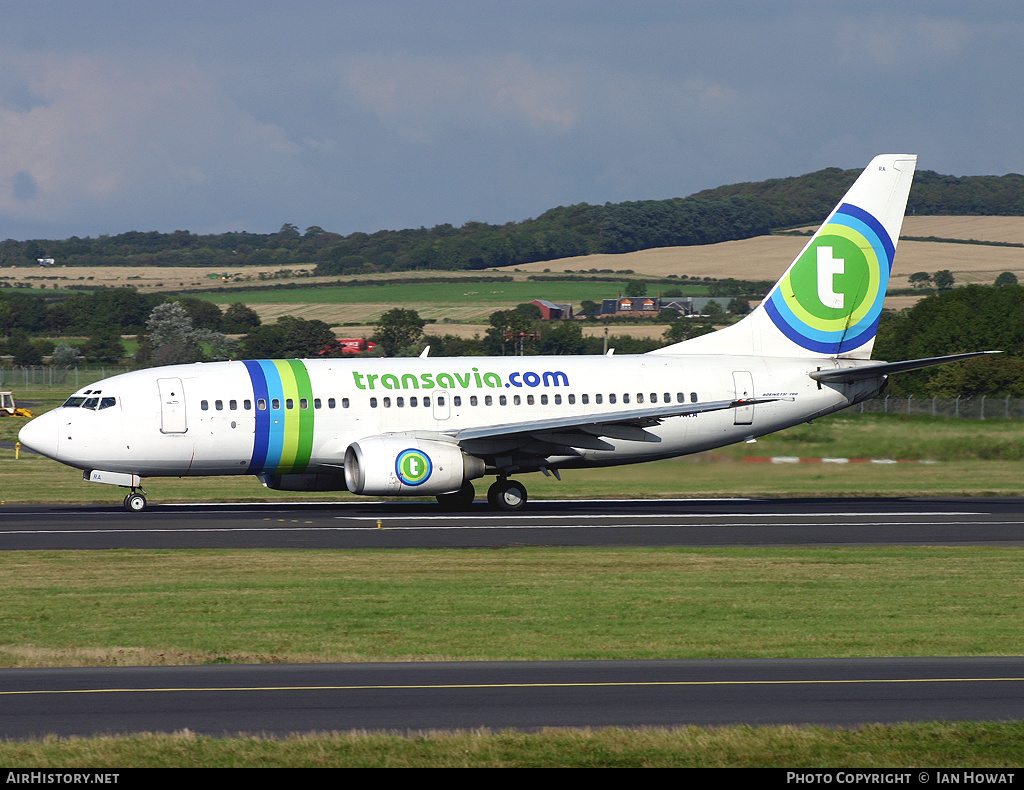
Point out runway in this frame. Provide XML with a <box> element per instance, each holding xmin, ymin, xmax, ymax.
<box><xmin>2</xmin><ymin>496</ymin><xmax>1023</xmax><ymax>739</ymax></box>
<box><xmin>4</xmin><ymin>657</ymin><xmax>1024</xmax><ymax>739</ymax></box>
<box><xmin>3</xmin><ymin>496</ymin><xmax>1024</xmax><ymax>550</ymax></box>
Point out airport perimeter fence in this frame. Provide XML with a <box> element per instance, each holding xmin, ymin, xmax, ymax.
<box><xmin>855</xmin><ymin>394</ymin><xmax>1024</xmax><ymax>420</ymax></box>
<box><xmin>0</xmin><ymin>366</ymin><xmax>131</xmax><ymax>391</ymax></box>
<box><xmin>3</xmin><ymin>366</ymin><xmax>1024</xmax><ymax>420</ymax></box>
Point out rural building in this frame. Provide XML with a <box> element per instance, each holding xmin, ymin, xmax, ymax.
<box><xmin>531</xmin><ymin>299</ymin><xmax>573</xmax><ymax>319</ymax></box>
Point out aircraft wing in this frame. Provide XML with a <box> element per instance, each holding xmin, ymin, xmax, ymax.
<box><xmin>809</xmin><ymin>351</ymin><xmax>1001</xmax><ymax>384</ymax></box>
<box><xmin>435</xmin><ymin>397</ymin><xmax>781</xmax><ymax>458</ymax></box>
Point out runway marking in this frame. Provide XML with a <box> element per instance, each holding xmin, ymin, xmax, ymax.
<box><xmin>340</xmin><ymin>511</ymin><xmax>987</xmax><ymax>521</ymax></box>
<box><xmin>0</xmin><ymin>520</ymin><xmax>1014</xmax><ymax>536</ymax></box>
<box><xmin>5</xmin><ymin>676</ymin><xmax>1024</xmax><ymax>696</ymax></box>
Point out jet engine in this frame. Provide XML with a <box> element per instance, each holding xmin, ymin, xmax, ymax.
<box><xmin>344</xmin><ymin>436</ymin><xmax>485</xmax><ymax>496</ymax></box>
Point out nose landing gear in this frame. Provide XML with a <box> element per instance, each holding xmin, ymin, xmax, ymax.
<box><xmin>123</xmin><ymin>489</ymin><xmax>147</xmax><ymax>512</ymax></box>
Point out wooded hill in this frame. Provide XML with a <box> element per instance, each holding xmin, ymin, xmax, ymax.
<box><xmin>2</xmin><ymin>167</ymin><xmax>1022</xmax><ymax>275</ymax></box>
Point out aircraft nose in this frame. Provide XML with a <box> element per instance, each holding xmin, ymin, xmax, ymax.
<box><xmin>18</xmin><ymin>413</ymin><xmax>59</xmax><ymax>460</ymax></box>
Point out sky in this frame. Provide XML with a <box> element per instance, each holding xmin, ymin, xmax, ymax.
<box><xmin>0</xmin><ymin>0</ymin><xmax>1021</xmax><ymax>241</ymax></box>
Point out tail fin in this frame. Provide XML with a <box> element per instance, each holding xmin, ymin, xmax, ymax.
<box><xmin>653</xmin><ymin>154</ymin><xmax>917</xmax><ymax>359</ymax></box>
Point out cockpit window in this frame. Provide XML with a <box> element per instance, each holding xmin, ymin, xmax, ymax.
<box><xmin>63</xmin><ymin>395</ymin><xmax>116</xmax><ymax>410</ymax></box>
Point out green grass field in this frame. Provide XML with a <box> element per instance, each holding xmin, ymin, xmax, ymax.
<box><xmin>207</xmin><ymin>279</ymin><xmax>707</xmax><ymax>307</ymax></box>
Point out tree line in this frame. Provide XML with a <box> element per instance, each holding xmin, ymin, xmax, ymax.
<box><xmin>2</xmin><ymin>167</ymin><xmax>1021</xmax><ymax>276</ymax></box>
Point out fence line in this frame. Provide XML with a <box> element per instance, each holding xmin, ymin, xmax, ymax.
<box><xmin>856</xmin><ymin>395</ymin><xmax>1024</xmax><ymax>420</ymax></box>
<box><xmin>0</xmin><ymin>366</ymin><xmax>131</xmax><ymax>391</ymax></box>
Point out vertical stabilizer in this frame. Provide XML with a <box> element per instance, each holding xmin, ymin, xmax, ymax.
<box><xmin>652</xmin><ymin>154</ymin><xmax>917</xmax><ymax>359</ymax></box>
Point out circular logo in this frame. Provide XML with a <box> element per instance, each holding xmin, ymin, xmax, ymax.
<box><xmin>765</xmin><ymin>204</ymin><xmax>893</xmax><ymax>354</ymax></box>
<box><xmin>396</xmin><ymin>449</ymin><xmax>432</xmax><ymax>486</ymax></box>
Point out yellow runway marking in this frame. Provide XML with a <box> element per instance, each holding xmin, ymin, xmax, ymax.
<box><xmin>4</xmin><ymin>676</ymin><xmax>1024</xmax><ymax>696</ymax></box>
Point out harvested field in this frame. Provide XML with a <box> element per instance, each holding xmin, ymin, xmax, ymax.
<box><xmin>513</xmin><ymin>236</ymin><xmax>1024</xmax><ymax>285</ymax></box>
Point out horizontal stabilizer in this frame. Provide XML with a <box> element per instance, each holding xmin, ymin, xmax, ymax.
<box><xmin>809</xmin><ymin>351</ymin><xmax>1002</xmax><ymax>383</ymax></box>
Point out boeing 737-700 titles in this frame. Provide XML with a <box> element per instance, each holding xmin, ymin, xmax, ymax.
<box><xmin>19</xmin><ymin>155</ymin><xmax>993</xmax><ymax>511</ymax></box>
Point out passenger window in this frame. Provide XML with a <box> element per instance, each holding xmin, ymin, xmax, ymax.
<box><xmin>314</xmin><ymin>398</ymin><xmax>321</xmax><ymax>409</ymax></box>
<box><xmin>527</xmin><ymin>395</ymin><xmax>534</xmax><ymax>405</ymax></box>
<box><xmin>300</xmin><ymin>398</ymin><xmax>308</xmax><ymax>409</ymax></box>
<box><xmin>342</xmin><ymin>398</ymin><xmax>349</xmax><ymax>408</ymax></box>
<box><xmin>595</xmin><ymin>394</ymin><xmax>603</xmax><ymax>404</ymax></box>
<box><xmin>554</xmin><ymin>394</ymin><xmax>562</xmax><ymax>405</ymax></box>
<box><xmin>513</xmin><ymin>395</ymin><xmax>521</xmax><ymax>405</ymax></box>
<box><xmin>650</xmin><ymin>393</ymin><xmax>657</xmax><ymax>403</ymax></box>
<box><xmin>215</xmin><ymin>400</ymin><xmax>224</xmax><ymax>411</ymax></box>
<box><xmin>664</xmin><ymin>393</ymin><xmax>671</xmax><ymax>403</ymax></box>
<box><xmin>540</xmin><ymin>394</ymin><xmax>548</xmax><ymax>405</ymax></box>
<box><xmin>485</xmin><ymin>395</ymin><xmax>492</xmax><ymax>406</ymax></box>
<box><xmin>609</xmin><ymin>394</ymin><xmax>616</xmax><ymax>404</ymax></box>
<box><xmin>410</xmin><ymin>396</ymin><xmax>418</xmax><ymax>407</ymax></box>
<box><xmin>453</xmin><ymin>396</ymin><xmax>461</xmax><ymax>407</ymax></box>
<box><xmin>370</xmin><ymin>398</ymin><xmax>378</xmax><ymax>408</ymax></box>
<box><xmin>568</xmin><ymin>394</ymin><xmax>575</xmax><ymax>405</ymax></box>
<box><xmin>499</xmin><ymin>395</ymin><xmax>507</xmax><ymax>406</ymax></box>
<box><xmin>200</xmin><ymin>400</ymin><xmax>209</xmax><ymax>411</ymax></box>
<box><xmin>691</xmin><ymin>392</ymin><xmax>698</xmax><ymax>403</ymax></box>
<box><xmin>383</xmin><ymin>397</ymin><xmax>391</xmax><ymax>408</ymax></box>
<box><xmin>636</xmin><ymin>394</ymin><xmax>643</xmax><ymax>404</ymax></box>
<box><xmin>470</xmin><ymin>396</ymin><xmax>477</xmax><ymax>406</ymax></box>
<box><xmin>327</xmin><ymin>398</ymin><xmax>335</xmax><ymax>408</ymax></box>
<box><xmin>272</xmin><ymin>398</ymin><xmax>281</xmax><ymax>410</ymax></box>
<box><xmin>677</xmin><ymin>393</ymin><xmax>685</xmax><ymax>403</ymax></box>
<box><xmin>230</xmin><ymin>400</ymin><xmax>238</xmax><ymax>410</ymax></box>
<box><xmin>285</xmin><ymin>399</ymin><xmax>293</xmax><ymax>410</ymax></box>
<box><xmin>256</xmin><ymin>399</ymin><xmax>266</xmax><ymax>410</ymax></box>
<box><xmin>396</xmin><ymin>397</ymin><xmax>404</xmax><ymax>407</ymax></box>
<box><xmin>423</xmin><ymin>397</ymin><xmax>430</xmax><ymax>407</ymax></box>
<box><xmin>437</xmin><ymin>396</ymin><xmax>445</xmax><ymax>406</ymax></box>
<box><xmin>623</xmin><ymin>394</ymin><xmax>630</xmax><ymax>404</ymax></box>
<box><xmin>582</xmin><ymin>394</ymin><xmax>589</xmax><ymax>405</ymax></box>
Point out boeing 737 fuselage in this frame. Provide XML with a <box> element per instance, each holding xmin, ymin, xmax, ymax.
<box><xmin>18</xmin><ymin>155</ymin><xmax>993</xmax><ymax>511</ymax></box>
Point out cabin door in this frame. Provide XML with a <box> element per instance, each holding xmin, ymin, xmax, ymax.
<box><xmin>732</xmin><ymin>371</ymin><xmax>754</xmax><ymax>425</ymax></box>
<box><xmin>157</xmin><ymin>377</ymin><xmax>188</xmax><ymax>434</ymax></box>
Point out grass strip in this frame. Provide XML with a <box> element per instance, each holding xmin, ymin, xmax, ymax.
<box><xmin>2</xmin><ymin>547</ymin><xmax>1023</xmax><ymax>666</ymax></box>
<box><xmin>2</xmin><ymin>723</ymin><xmax>1023</xmax><ymax>767</ymax></box>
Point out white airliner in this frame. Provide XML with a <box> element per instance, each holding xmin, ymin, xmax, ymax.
<box><xmin>19</xmin><ymin>154</ymin><xmax>991</xmax><ymax>512</ymax></box>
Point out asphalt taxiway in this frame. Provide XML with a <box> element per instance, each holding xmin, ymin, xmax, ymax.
<box><xmin>4</xmin><ymin>657</ymin><xmax>1024</xmax><ymax>739</ymax></box>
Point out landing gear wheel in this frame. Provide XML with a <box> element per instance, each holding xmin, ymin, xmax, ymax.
<box><xmin>123</xmin><ymin>491</ymin><xmax>147</xmax><ymax>512</ymax></box>
<box><xmin>487</xmin><ymin>479</ymin><xmax>528</xmax><ymax>511</ymax></box>
<box><xmin>436</xmin><ymin>481</ymin><xmax>475</xmax><ymax>510</ymax></box>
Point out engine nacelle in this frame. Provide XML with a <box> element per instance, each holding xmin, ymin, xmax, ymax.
<box><xmin>344</xmin><ymin>436</ymin><xmax>484</xmax><ymax>496</ymax></box>
<box><xmin>259</xmin><ymin>472</ymin><xmax>348</xmax><ymax>492</ymax></box>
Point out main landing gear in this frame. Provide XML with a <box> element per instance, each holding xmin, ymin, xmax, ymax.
<box><xmin>434</xmin><ymin>477</ymin><xmax>529</xmax><ymax>512</ymax></box>
<box><xmin>487</xmin><ymin>478</ymin><xmax>527</xmax><ymax>511</ymax></box>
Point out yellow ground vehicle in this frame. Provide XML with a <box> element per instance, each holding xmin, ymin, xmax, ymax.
<box><xmin>0</xmin><ymin>392</ymin><xmax>33</xmax><ymax>418</ymax></box>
